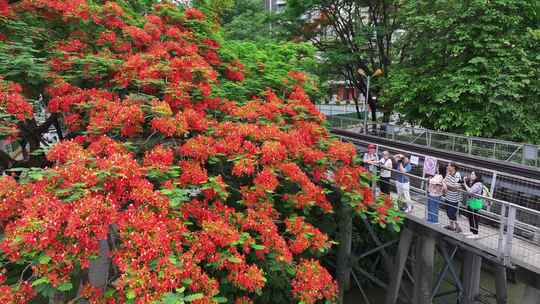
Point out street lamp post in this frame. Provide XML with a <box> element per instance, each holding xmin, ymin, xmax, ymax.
<box><xmin>357</xmin><ymin>68</ymin><xmax>383</xmax><ymax>134</ymax></box>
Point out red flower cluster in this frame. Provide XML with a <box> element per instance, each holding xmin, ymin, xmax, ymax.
<box><xmin>0</xmin><ymin>78</ymin><xmax>33</xmax><ymax>121</ymax></box>
<box><xmin>292</xmin><ymin>259</ymin><xmax>337</xmax><ymax>304</ymax></box>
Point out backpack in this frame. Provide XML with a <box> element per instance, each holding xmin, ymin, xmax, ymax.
<box><xmin>482</xmin><ymin>185</ymin><xmax>491</xmax><ymax>198</ymax></box>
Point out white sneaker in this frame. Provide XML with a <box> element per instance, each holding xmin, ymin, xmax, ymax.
<box><xmin>462</xmin><ymin>232</ymin><xmax>473</xmax><ymax>237</ymax></box>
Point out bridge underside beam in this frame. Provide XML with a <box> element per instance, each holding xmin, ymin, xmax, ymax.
<box><xmin>385</xmin><ymin>227</ymin><xmax>414</xmax><ymax>304</ymax></box>
<box><xmin>462</xmin><ymin>251</ymin><xmax>482</xmax><ymax>304</ymax></box>
<box><xmin>495</xmin><ymin>264</ymin><xmax>508</xmax><ymax>304</ymax></box>
<box><xmin>413</xmin><ymin>232</ymin><xmax>436</xmax><ymax>304</ymax></box>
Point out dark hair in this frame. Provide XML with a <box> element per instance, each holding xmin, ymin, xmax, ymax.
<box><xmin>469</xmin><ymin>172</ymin><xmax>482</xmax><ymax>186</ymax></box>
<box><xmin>447</xmin><ymin>162</ymin><xmax>457</xmax><ymax>170</ymax></box>
<box><xmin>438</xmin><ymin>164</ymin><xmax>447</xmax><ymax>176</ymax></box>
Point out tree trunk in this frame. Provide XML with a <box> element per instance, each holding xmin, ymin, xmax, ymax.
<box><xmin>88</xmin><ymin>239</ymin><xmax>111</xmax><ymax>291</ymax></box>
<box><xmin>336</xmin><ymin>198</ymin><xmax>353</xmax><ymax>303</ymax></box>
<box><xmin>48</xmin><ymin>291</ymin><xmax>65</xmax><ymax>304</ymax></box>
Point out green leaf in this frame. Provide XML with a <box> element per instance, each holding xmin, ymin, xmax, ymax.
<box><xmin>184</xmin><ymin>293</ymin><xmax>204</xmax><ymax>302</ymax></box>
<box><xmin>127</xmin><ymin>290</ymin><xmax>136</xmax><ymax>300</ymax></box>
<box><xmin>38</xmin><ymin>255</ymin><xmax>51</xmax><ymax>265</ymax></box>
<box><xmin>227</xmin><ymin>256</ymin><xmax>242</xmax><ymax>263</ymax></box>
<box><xmin>213</xmin><ymin>296</ymin><xmax>228</xmax><ymax>303</ymax></box>
<box><xmin>32</xmin><ymin>277</ymin><xmax>49</xmax><ymax>287</ymax></box>
<box><xmin>250</xmin><ymin>244</ymin><xmax>265</xmax><ymax>250</ymax></box>
<box><xmin>57</xmin><ymin>282</ymin><xmax>73</xmax><ymax>292</ymax></box>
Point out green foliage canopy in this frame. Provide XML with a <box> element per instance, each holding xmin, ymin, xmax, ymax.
<box><xmin>384</xmin><ymin>0</ymin><xmax>540</xmax><ymax>143</ymax></box>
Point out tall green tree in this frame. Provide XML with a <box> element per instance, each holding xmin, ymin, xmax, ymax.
<box><xmin>221</xmin><ymin>0</ymin><xmax>275</xmax><ymax>40</ymax></box>
<box><xmin>384</xmin><ymin>0</ymin><xmax>540</xmax><ymax>143</ymax></box>
<box><xmin>283</xmin><ymin>0</ymin><xmax>402</xmax><ymax>122</ymax></box>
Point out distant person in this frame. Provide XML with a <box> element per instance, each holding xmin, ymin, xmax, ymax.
<box><xmin>394</xmin><ymin>154</ymin><xmax>413</xmax><ymax>213</ymax></box>
<box><xmin>363</xmin><ymin>144</ymin><xmax>379</xmax><ymax>174</ymax></box>
<box><xmin>463</xmin><ymin>171</ymin><xmax>484</xmax><ymax>238</ymax></box>
<box><xmin>379</xmin><ymin>151</ymin><xmax>393</xmax><ymax>195</ymax></box>
<box><xmin>427</xmin><ymin>165</ymin><xmax>446</xmax><ymax>224</ymax></box>
<box><xmin>444</xmin><ymin>162</ymin><xmax>463</xmax><ymax>233</ymax></box>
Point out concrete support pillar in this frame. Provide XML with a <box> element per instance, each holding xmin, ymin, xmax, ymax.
<box><xmin>385</xmin><ymin>228</ymin><xmax>414</xmax><ymax>304</ymax></box>
<box><xmin>522</xmin><ymin>286</ymin><xmax>540</xmax><ymax>304</ymax></box>
<box><xmin>462</xmin><ymin>251</ymin><xmax>482</xmax><ymax>304</ymax></box>
<box><xmin>520</xmin><ymin>272</ymin><xmax>540</xmax><ymax>304</ymax></box>
<box><xmin>495</xmin><ymin>265</ymin><xmax>508</xmax><ymax>304</ymax></box>
<box><xmin>413</xmin><ymin>233</ymin><xmax>436</xmax><ymax>304</ymax></box>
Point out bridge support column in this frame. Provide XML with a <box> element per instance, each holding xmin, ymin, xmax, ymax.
<box><xmin>385</xmin><ymin>227</ymin><xmax>414</xmax><ymax>304</ymax></box>
<box><xmin>495</xmin><ymin>265</ymin><xmax>508</xmax><ymax>304</ymax></box>
<box><xmin>520</xmin><ymin>272</ymin><xmax>540</xmax><ymax>304</ymax></box>
<box><xmin>462</xmin><ymin>251</ymin><xmax>482</xmax><ymax>304</ymax></box>
<box><xmin>413</xmin><ymin>232</ymin><xmax>436</xmax><ymax>304</ymax></box>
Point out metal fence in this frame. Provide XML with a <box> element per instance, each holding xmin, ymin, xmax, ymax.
<box><xmin>325</xmin><ymin>114</ymin><xmax>540</xmax><ymax>168</ymax></box>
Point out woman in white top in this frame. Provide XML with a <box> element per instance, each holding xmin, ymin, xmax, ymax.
<box><xmin>378</xmin><ymin>151</ymin><xmax>393</xmax><ymax>195</ymax></box>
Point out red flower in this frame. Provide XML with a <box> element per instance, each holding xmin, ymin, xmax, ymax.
<box><xmin>253</xmin><ymin>167</ymin><xmax>279</xmax><ymax>193</ymax></box>
<box><xmin>185</xmin><ymin>8</ymin><xmax>205</xmax><ymax>20</ymax></box>
<box><xmin>292</xmin><ymin>259</ymin><xmax>337</xmax><ymax>304</ymax></box>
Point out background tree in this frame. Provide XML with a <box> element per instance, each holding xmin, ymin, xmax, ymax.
<box><xmin>220</xmin><ymin>0</ymin><xmax>275</xmax><ymax>41</ymax></box>
<box><xmin>383</xmin><ymin>0</ymin><xmax>540</xmax><ymax>143</ymax></box>
<box><xmin>283</xmin><ymin>0</ymin><xmax>402</xmax><ymax>123</ymax></box>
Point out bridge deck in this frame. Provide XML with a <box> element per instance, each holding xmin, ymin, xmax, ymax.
<box><xmin>404</xmin><ymin>194</ymin><xmax>540</xmax><ymax>274</ymax></box>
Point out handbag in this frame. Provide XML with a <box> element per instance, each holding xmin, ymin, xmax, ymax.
<box><xmin>467</xmin><ymin>198</ymin><xmax>484</xmax><ymax>210</ymax></box>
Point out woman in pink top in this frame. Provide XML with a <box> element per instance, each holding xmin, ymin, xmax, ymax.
<box><xmin>427</xmin><ymin>165</ymin><xmax>446</xmax><ymax>224</ymax></box>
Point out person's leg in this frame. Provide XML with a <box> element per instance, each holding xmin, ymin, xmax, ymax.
<box><xmin>403</xmin><ymin>182</ymin><xmax>412</xmax><ymax>212</ymax></box>
<box><xmin>455</xmin><ymin>200</ymin><xmax>463</xmax><ymax>233</ymax></box>
<box><xmin>467</xmin><ymin>207</ymin><xmax>475</xmax><ymax>233</ymax></box>
<box><xmin>380</xmin><ymin>177</ymin><xmax>390</xmax><ymax>195</ymax></box>
<box><xmin>427</xmin><ymin>196</ymin><xmax>439</xmax><ymax>223</ymax></box>
<box><xmin>432</xmin><ymin>196</ymin><xmax>440</xmax><ymax>223</ymax></box>
<box><xmin>472</xmin><ymin>209</ymin><xmax>479</xmax><ymax>235</ymax></box>
<box><xmin>446</xmin><ymin>200</ymin><xmax>457</xmax><ymax>231</ymax></box>
<box><xmin>396</xmin><ymin>181</ymin><xmax>404</xmax><ymax>209</ymax></box>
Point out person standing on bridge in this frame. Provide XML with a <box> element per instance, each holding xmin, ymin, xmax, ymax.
<box><xmin>379</xmin><ymin>151</ymin><xmax>393</xmax><ymax>195</ymax></box>
<box><xmin>363</xmin><ymin>144</ymin><xmax>379</xmax><ymax>174</ymax></box>
<box><xmin>394</xmin><ymin>154</ymin><xmax>413</xmax><ymax>213</ymax></box>
<box><xmin>427</xmin><ymin>165</ymin><xmax>447</xmax><ymax>224</ymax></box>
<box><xmin>444</xmin><ymin>162</ymin><xmax>463</xmax><ymax>233</ymax></box>
<box><xmin>463</xmin><ymin>171</ymin><xmax>484</xmax><ymax>238</ymax></box>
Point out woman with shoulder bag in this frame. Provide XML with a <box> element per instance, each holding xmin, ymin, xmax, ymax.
<box><xmin>463</xmin><ymin>171</ymin><xmax>484</xmax><ymax>238</ymax></box>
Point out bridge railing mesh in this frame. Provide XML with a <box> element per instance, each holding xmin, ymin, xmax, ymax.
<box><xmin>324</xmin><ymin>112</ymin><xmax>540</xmax><ymax>168</ymax></box>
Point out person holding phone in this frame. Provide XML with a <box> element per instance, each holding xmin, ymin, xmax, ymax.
<box><xmin>444</xmin><ymin>162</ymin><xmax>463</xmax><ymax>233</ymax></box>
<box><xmin>394</xmin><ymin>154</ymin><xmax>413</xmax><ymax>213</ymax></box>
<box><xmin>463</xmin><ymin>171</ymin><xmax>484</xmax><ymax>238</ymax></box>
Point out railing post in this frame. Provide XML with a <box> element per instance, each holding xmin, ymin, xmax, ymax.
<box><xmin>424</xmin><ymin>179</ymin><xmax>429</xmax><ymax>222</ymax></box>
<box><xmin>468</xmin><ymin>139</ymin><xmax>473</xmax><ymax>155</ymax></box>
<box><xmin>497</xmin><ymin>205</ymin><xmax>507</xmax><ymax>261</ymax></box>
<box><xmin>489</xmin><ymin>172</ymin><xmax>498</xmax><ymax>212</ymax></box>
<box><xmin>504</xmin><ymin>206</ymin><xmax>516</xmax><ymax>265</ymax></box>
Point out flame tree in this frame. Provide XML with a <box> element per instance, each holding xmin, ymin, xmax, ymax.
<box><xmin>0</xmin><ymin>1</ymin><xmax>400</xmax><ymax>303</ymax></box>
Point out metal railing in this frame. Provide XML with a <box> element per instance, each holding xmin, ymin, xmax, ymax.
<box><xmin>367</xmin><ymin>162</ymin><xmax>540</xmax><ymax>271</ymax></box>
<box><xmin>326</xmin><ymin>114</ymin><xmax>540</xmax><ymax>168</ymax></box>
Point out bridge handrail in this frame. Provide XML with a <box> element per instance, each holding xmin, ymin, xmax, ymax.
<box><xmin>370</xmin><ymin>162</ymin><xmax>540</xmax><ymax>218</ymax></box>
<box><xmin>367</xmin><ymin>162</ymin><xmax>540</xmax><ymax>267</ymax></box>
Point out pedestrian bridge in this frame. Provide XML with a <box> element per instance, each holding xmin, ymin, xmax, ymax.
<box><xmin>328</xmin><ymin>118</ymin><xmax>540</xmax><ymax>304</ymax></box>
